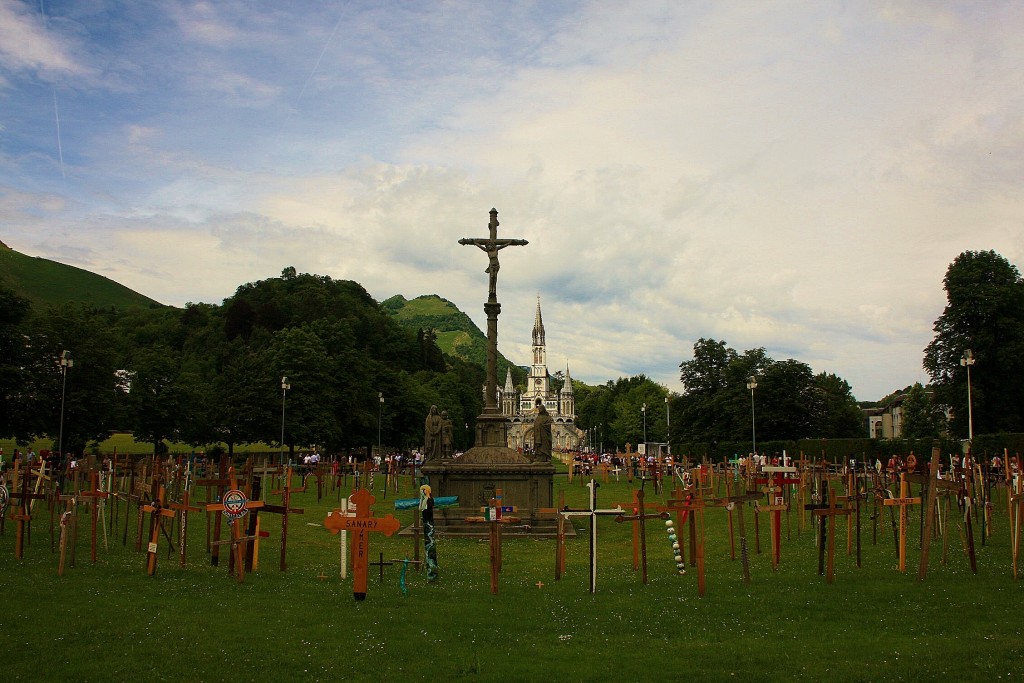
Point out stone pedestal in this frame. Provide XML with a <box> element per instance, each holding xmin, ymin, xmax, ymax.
<box><xmin>421</xmin><ymin>445</ymin><xmax>555</xmax><ymax>535</ymax></box>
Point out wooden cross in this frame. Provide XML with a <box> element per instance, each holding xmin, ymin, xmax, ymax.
<box><xmin>811</xmin><ymin>485</ymin><xmax>853</xmax><ymax>583</ymax></box>
<box><xmin>325</xmin><ymin>496</ymin><xmax>356</xmax><ymax>579</ymax></box>
<box><xmin>323</xmin><ymin>487</ymin><xmax>400</xmax><ymax>600</ymax></box>
<box><xmin>196</xmin><ymin>455</ymin><xmax>230</xmax><ymax>566</ymax></box>
<box><xmin>1010</xmin><ymin>473</ymin><xmax>1023</xmax><ymax>579</ymax></box>
<box><xmin>658</xmin><ymin>487</ymin><xmax>708</xmax><ymax>596</ymax></box>
<box><xmin>883</xmin><ymin>473</ymin><xmax>921</xmax><ymax>573</ymax></box>
<box><xmin>707</xmin><ymin>490</ymin><xmax>761</xmax><ymax>584</ymax></box>
<box><xmin>559</xmin><ymin>479</ymin><xmax>625</xmax><ymax>593</ymax></box>
<box><xmin>614</xmin><ymin>488</ymin><xmax>670</xmax><ymax>585</ymax></box>
<box><xmin>464</xmin><ymin>489</ymin><xmax>521</xmax><ymax>594</ymax></box>
<box><xmin>142</xmin><ymin>486</ymin><xmax>177</xmax><ymax>576</ymax></box>
<box><xmin>9</xmin><ymin>459</ymin><xmax>46</xmax><ymax>559</ymax></box>
<box><xmin>264</xmin><ymin>466</ymin><xmax>305</xmax><ymax>571</ymax></box>
<box><xmin>757</xmin><ymin>466</ymin><xmax>799</xmax><ymax>568</ymax></box>
<box><xmin>167</xmin><ymin>463</ymin><xmax>203</xmax><ymax>568</ymax></box>
<box><xmin>205</xmin><ymin>467</ymin><xmax>266</xmax><ymax>583</ymax></box>
<box><xmin>77</xmin><ymin>470</ymin><xmax>109</xmax><ymax>564</ymax></box>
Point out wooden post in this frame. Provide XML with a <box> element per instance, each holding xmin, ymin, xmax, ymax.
<box><xmin>9</xmin><ymin>459</ymin><xmax>46</xmax><ymax>559</ymax></box>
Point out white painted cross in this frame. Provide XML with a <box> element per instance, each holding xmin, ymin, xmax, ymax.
<box><xmin>559</xmin><ymin>479</ymin><xmax>625</xmax><ymax>593</ymax></box>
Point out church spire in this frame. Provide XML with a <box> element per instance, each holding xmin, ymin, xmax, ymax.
<box><xmin>561</xmin><ymin>363</ymin><xmax>573</xmax><ymax>394</ymax></box>
<box><xmin>532</xmin><ymin>295</ymin><xmax>545</xmax><ymax>346</ymax></box>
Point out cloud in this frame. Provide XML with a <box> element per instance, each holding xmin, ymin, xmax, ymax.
<box><xmin>0</xmin><ymin>0</ymin><xmax>89</xmax><ymax>80</ymax></box>
<box><xmin>3</xmin><ymin>1</ymin><xmax>1024</xmax><ymax>402</ymax></box>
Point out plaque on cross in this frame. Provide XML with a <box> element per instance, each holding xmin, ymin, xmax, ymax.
<box><xmin>324</xmin><ymin>487</ymin><xmax>401</xmax><ymax>600</ymax></box>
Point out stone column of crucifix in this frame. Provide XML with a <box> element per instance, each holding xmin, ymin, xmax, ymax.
<box><xmin>458</xmin><ymin>209</ymin><xmax>528</xmax><ymax>434</ymax></box>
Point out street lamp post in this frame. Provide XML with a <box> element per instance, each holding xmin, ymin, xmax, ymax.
<box><xmin>746</xmin><ymin>376</ymin><xmax>758</xmax><ymax>455</ymax></box>
<box><xmin>961</xmin><ymin>349</ymin><xmax>975</xmax><ymax>442</ymax></box>
<box><xmin>58</xmin><ymin>350</ymin><xmax>73</xmax><ymax>459</ymax></box>
<box><xmin>665</xmin><ymin>396</ymin><xmax>670</xmax><ymax>448</ymax></box>
<box><xmin>641</xmin><ymin>402</ymin><xmax>647</xmax><ymax>446</ymax></box>
<box><xmin>280</xmin><ymin>376</ymin><xmax>290</xmax><ymax>463</ymax></box>
<box><xmin>377</xmin><ymin>392</ymin><xmax>384</xmax><ymax>458</ymax></box>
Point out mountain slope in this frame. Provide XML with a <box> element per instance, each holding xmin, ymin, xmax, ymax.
<box><xmin>382</xmin><ymin>294</ymin><xmax>523</xmax><ymax>378</ymax></box>
<box><xmin>0</xmin><ymin>242</ymin><xmax>163</xmax><ymax>310</ymax></box>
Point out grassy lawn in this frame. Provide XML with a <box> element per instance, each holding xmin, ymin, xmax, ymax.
<box><xmin>1</xmin><ymin>465</ymin><xmax>1020</xmax><ymax>682</ymax></box>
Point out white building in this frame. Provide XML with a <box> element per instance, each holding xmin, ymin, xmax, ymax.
<box><xmin>499</xmin><ymin>298</ymin><xmax>583</xmax><ymax>453</ymax></box>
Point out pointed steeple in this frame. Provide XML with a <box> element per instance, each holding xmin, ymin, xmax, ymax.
<box><xmin>532</xmin><ymin>295</ymin><xmax>545</xmax><ymax>346</ymax></box>
<box><xmin>504</xmin><ymin>368</ymin><xmax>515</xmax><ymax>392</ymax></box>
<box><xmin>561</xmin><ymin>363</ymin><xmax>573</xmax><ymax>394</ymax></box>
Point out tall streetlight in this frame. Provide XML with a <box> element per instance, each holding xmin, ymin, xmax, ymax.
<box><xmin>58</xmin><ymin>350</ymin><xmax>73</xmax><ymax>459</ymax></box>
<box><xmin>746</xmin><ymin>376</ymin><xmax>758</xmax><ymax>455</ymax></box>
<box><xmin>665</xmin><ymin>396</ymin><xmax>670</xmax><ymax>448</ymax></box>
<box><xmin>960</xmin><ymin>349</ymin><xmax>975</xmax><ymax>442</ymax></box>
<box><xmin>377</xmin><ymin>392</ymin><xmax>384</xmax><ymax>458</ymax></box>
<box><xmin>641</xmin><ymin>402</ymin><xmax>647</xmax><ymax>447</ymax></box>
<box><xmin>280</xmin><ymin>376</ymin><xmax>290</xmax><ymax>463</ymax></box>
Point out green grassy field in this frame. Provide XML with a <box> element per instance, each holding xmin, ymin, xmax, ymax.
<box><xmin>1</xmin><ymin>465</ymin><xmax>1020</xmax><ymax>682</ymax></box>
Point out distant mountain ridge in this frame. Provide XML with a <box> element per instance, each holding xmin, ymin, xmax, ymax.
<box><xmin>382</xmin><ymin>294</ymin><xmax>523</xmax><ymax>377</ymax></box>
<box><xmin>0</xmin><ymin>242</ymin><xmax>163</xmax><ymax>310</ymax></box>
<box><xmin>0</xmin><ymin>242</ymin><xmax>522</xmax><ymax>373</ymax></box>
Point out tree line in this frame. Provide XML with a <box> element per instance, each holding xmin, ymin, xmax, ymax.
<box><xmin>3</xmin><ymin>250</ymin><xmax>1021</xmax><ymax>458</ymax></box>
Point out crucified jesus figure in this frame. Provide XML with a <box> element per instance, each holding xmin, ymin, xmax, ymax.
<box><xmin>458</xmin><ymin>208</ymin><xmax>528</xmax><ymax>301</ymax></box>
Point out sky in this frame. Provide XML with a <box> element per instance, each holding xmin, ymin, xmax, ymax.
<box><xmin>2</xmin><ymin>0</ymin><xmax>1023</xmax><ymax>402</ymax></box>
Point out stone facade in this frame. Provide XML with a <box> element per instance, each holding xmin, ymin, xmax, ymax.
<box><xmin>497</xmin><ymin>297</ymin><xmax>583</xmax><ymax>453</ymax></box>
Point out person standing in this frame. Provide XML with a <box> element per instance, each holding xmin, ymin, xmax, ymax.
<box><xmin>420</xmin><ymin>484</ymin><xmax>438</xmax><ymax>580</ymax></box>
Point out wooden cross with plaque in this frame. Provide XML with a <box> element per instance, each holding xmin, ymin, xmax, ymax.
<box><xmin>324</xmin><ymin>487</ymin><xmax>400</xmax><ymax>600</ymax></box>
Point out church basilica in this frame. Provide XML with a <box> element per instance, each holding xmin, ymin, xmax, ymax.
<box><xmin>498</xmin><ymin>298</ymin><xmax>584</xmax><ymax>454</ymax></box>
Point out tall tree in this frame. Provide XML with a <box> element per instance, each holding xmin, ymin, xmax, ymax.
<box><xmin>900</xmin><ymin>383</ymin><xmax>946</xmax><ymax>439</ymax></box>
<box><xmin>923</xmin><ymin>250</ymin><xmax>1024</xmax><ymax>436</ymax></box>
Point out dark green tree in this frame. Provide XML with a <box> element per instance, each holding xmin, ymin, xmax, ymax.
<box><xmin>900</xmin><ymin>383</ymin><xmax>946</xmax><ymax>439</ymax></box>
<box><xmin>923</xmin><ymin>250</ymin><xmax>1024</xmax><ymax>436</ymax></box>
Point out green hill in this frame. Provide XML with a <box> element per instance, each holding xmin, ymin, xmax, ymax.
<box><xmin>382</xmin><ymin>294</ymin><xmax>523</xmax><ymax>379</ymax></box>
<box><xmin>0</xmin><ymin>241</ymin><xmax>163</xmax><ymax>310</ymax></box>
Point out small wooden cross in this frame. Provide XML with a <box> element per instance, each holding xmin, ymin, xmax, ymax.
<box><xmin>464</xmin><ymin>489</ymin><xmax>521</xmax><ymax>594</ymax></box>
<box><xmin>77</xmin><ymin>470</ymin><xmax>109</xmax><ymax>564</ymax></box>
<box><xmin>9</xmin><ymin>459</ymin><xmax>46</xmax><ymax>560</ymax></box>
<box><xmin>205</xmin><ymin>467</ymin><xmax>266</xmax><ymax>583</ymax></box>
<box><xmin>142</xmin><ymin>486</ymin><xmax>178</xmax><ymax>576</ymax></box>
<box><xmin>811</xmin><ymin>485</ymin><xmax>853</xmax><ymax>583</ymax></box>
<box><xmin>323</xmin><ymin>487</ymin><xmax>400</xmax><ymax>600</ymax></box>
<box><xmin>707</xmin><ymin>490</ymin><xmax>761</xmax><ymax>584</ymax></box>
<box><xmin>265</xmin><ymin>466</ymin><xmax>306</xmax><ymax>572</ymax></box>
<box><xmin>614</xmin><ymin>488</ymin><xmax>670</xmax><ymax>585</ymax></box>
<box><xmin>658</xmin><ymin>487</ymin><xmax>708</xmax><ymax>596</ymax></box>
<box><xmin>883</xmin><ymin>473</ymin><xmax>921</xmax><ymax>573</ymax></box>
<box><xmin>167</xmin><ymin>464</ymin><xmax>203</xmax><ymax>568</ymax></box>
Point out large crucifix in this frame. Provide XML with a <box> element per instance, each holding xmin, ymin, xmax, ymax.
<box><xmin>458</xmin><ymin>208</ymin><xmax>528</xmax><ymax>423</ymax></box>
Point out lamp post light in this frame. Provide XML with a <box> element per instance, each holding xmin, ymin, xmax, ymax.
<box><xmin>665</xmin><ymin>396</ymin><xmax>670</xmax><ymax>447</ymax></box>
<box><xmin>746</xmin><ymin>376</ymin><xmax>758</xmax><ymax>456</ymax></box>
<box><xmin>377</xmin><ymin>392</ymin><xmax>384</xmax><ymax>458</ymax></box>
<box><xmin>641</xmin><ymin>402</ymin><xmax>647</xmax><ymax>446</ymax></box>
<box><xmin>58</xmin><ymin>350</ymin><xmax>73</xmax><ymax>459</ymax></box>
<box><xmin>280</xmin><ymin>376</ymin><xmax>290</xmax><ymax>463</ymax></box>
<box><xmin>960</xmin><ymin>349</ymin><xmax>975</xmax><ymax>442</ymax></box>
